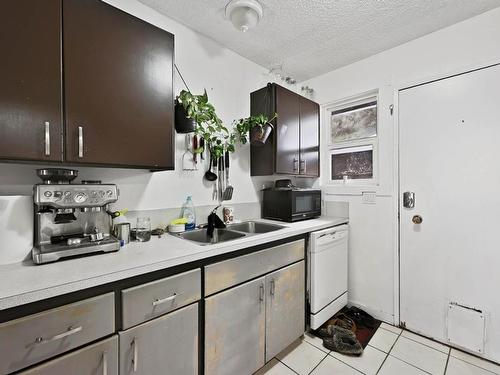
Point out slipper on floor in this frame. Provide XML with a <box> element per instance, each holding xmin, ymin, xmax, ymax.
<box><xmin>322</xmin><ymin>326</ymin><xmax>363</xmax><ymax>356</ymax></box>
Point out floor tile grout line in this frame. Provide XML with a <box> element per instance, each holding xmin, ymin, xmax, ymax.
<box><xmin>376</xmin><ymin>326</ymin><xmax>405</xmax><ymax>375</ymax></box>
<box><xmin>443</xmin><ymin>351</ymin><xmax>451</xmax><ymax>375</ymax></box>
<box><xmin>275</xmin><ymin>357</ymin><xmax>300</xmax><ymax>375</ymax></box>
<box><xmin>388</xmin><ymin>353</ymin><xmax>439</xmax><ymax>375</ymax></box>
<box><xmin>307</xmin><ymin>352</ymin><xmax>329</xmax><ymax>375</ymax></box>
<box><xmin>326</xmin><ymin>353</ymin><xmax>366</xmax><ymax>375</ymax></box>
<box><xmin>400</xmin><ymin>330</ymin><xmax>450</xmax><ymax>354</ymax></box>
<box><xmin>449</xmin><ymin>350</ymin><xmax>500</xmax><ymax>375</ymax></box>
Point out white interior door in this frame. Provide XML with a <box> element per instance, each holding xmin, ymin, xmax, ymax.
<box><xmin>399</xmin><ymin>63</ymin><xmax>500</xmax><ymax>363</ymax></box>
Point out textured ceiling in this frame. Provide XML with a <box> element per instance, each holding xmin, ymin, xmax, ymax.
<box><xmin>139</xmin><ymin>0</ymin><xmax>500</xmax><ymax>81</ymax></box>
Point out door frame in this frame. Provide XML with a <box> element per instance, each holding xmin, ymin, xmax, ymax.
<box><xmin>393</xmin><ymin>59</ymin><xmax>500</xmax><ymax>327</ymax></box>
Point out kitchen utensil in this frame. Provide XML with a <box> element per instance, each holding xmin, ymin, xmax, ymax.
<box><xmin>182</xmin><ymin>134</ymin><xmax>197</xmax><ymax>171</ymax></box>
<box><xmin>113</xmin><ymin>223</ymin><xmax>131</xmax><ymax>244</ymax></box>
<box><xmin>199</xmin><ymin>138</ymin><xmax>205</xmax><ymax>160</ymax></box>
<box><xmin>217</xmin><ymin>158</ymin><xmax>224</xmax><ymax>201</ymax></box>
<box><xmin>223</xmin><ymin>152</ymin><xmax>234</xmax><ymax>200</ymax></box>
<box><xmin>136</xmin><ymin>217</ymin><xmax>151</xmax><ymax>242</ymax></box>
<box><xmin>204</xmin><ymin>153</ymin><xmax>217</xmax><ymax>181</ymax></box>
<box><xmin>213</xmin><ymin>156</ymin><xmax>218</xmax><ymax>200</ymax></box>
<box><xmin>193</xmin><ymin>134</ymin><xmax>198</xmax><ymax>164</ymax></box>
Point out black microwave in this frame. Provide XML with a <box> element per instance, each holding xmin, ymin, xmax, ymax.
<box><xmin>262</xmin><ymin>188</ymin><xmax>321</xmax><ymax>222</ymax></box>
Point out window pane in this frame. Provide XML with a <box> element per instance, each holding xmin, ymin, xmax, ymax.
<box><xmin>331</xmin><ymin>147</ymin><xmax>373</xmax><ymax>180</ymax></box>
<box><xmin>331</xmin><ymin>101</ymin><xmax>377</xmax><ymax>143</ymax></box>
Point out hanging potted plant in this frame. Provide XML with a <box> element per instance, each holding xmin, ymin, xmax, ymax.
<box><xmin>233</xmin><ymin>113</ymin><xmax>277</xmax><ymax>146</ymax></box>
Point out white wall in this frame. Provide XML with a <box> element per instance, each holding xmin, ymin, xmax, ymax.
<box><xmin>0</xmin><ymin>0</ymin><xmax>271</xmax><ymax>211</ymax></box>
<box><xmin>302</xmin><ymin>7</ymin><xmax>500</xmax><ymax>323</ymax></box>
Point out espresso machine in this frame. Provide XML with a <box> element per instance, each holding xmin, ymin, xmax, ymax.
<box><xmin>32</xmin><ymin>168</ymin><xmax>120</xmax><ymax>264</ymax></box>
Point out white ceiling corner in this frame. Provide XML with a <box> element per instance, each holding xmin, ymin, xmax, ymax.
<box><xmin>139</xmin><ymin>0</ymin><xmax>500</xmax><ymax>81</ymax></box>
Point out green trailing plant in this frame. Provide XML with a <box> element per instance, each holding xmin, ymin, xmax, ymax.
<box><xmin>176</xmin><ymin>90</ymin><xmax>234</xmax><ymax>159</ymax></box>
<box><xmin>233</xmin><ymin>113</ymin><xmax>277</xmax><ymax>144</ymax></box>
<box><xmin>176</xmin><ymin>90</ymin><xmax>275</xmax><ymax>159</ymax></box>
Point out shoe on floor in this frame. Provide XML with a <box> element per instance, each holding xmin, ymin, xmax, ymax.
<box><xmin>322</xmin><ymin>326</ymin><xmax>363</xmax><ymax>356</ymax></box>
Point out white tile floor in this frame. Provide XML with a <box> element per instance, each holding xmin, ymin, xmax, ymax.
<box><xmin>255</xmin><ymin>323</ymin><xmax>500</xmax><ymax>375</ymax></box>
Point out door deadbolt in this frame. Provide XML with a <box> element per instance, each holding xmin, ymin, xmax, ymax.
<box><xmin>403</xmin><ymin>192</ymin><xmax>415</xmax><ymax>208</ymax></box>
<box><xmin>412</xmin><ymin>215</ymin><xmax>423</xmax><ymax>224</ymax></box>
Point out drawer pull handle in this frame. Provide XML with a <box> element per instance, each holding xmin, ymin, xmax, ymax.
<box><xmin>30</xmin><ymin>325</ymin><xmax>82</xmax><ymax>347</ymax></box>
<box><xmin>152</xmin><ymin>293</ymin><xmax>179</xmax><ymax>306</ymax></box>
<box><xmin>132</xmin><ymin>337</ymin><xmax>138</xmax><ymax>372</ymax></box>
<box><xmin>270</xmin><ymin>279</ymin><xmax>276</xmax><ymax>296</ymax></box>
<box><xmin>102</xmin><ymin>351</ymin><xmax>108</xmax><ymax>375</ymax></box>
<box><xmin>259</xmin><ymin>284</ymin><xmax>264</xmax><ymax>302</ymax></box>
<box><xmin>78</xmin><ymin>126</ymin><xmax>84</xmax><ymax>158</ymax></box>
<box><xmin>44</xmin><ymin>121</ymin><xmax>50</xmax><ymax>156</ymax></box>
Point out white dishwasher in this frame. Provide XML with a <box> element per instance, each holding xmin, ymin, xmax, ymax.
<box><xmin>308</xmin><ymin>224</ymin><xmax>349</xmax><ymax>329</ymax></box>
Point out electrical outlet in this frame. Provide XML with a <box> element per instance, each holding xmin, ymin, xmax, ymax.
<box><xmin>362</xmin><ymin>191</ymin><xmax>376</xmax><ymax>204</ymax></box>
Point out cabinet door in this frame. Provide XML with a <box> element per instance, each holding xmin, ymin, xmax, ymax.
<box><xmin>0</xmin><ymin>0</ymin><xmax>63</xmax><ymax>162</ymax></box>
<box><xmin>20</xmin><ymin>336</ymin><xmax>118</xmax><ymax>375</ymax></box>
<box><xmin>63</xmin><ymin>0</ymin><xmax>174</xmax><ymax>169</ymax></box>
<box><xmin>205</xmin><ymin>277</ymin><xmax>266</xmax><ymax>375</ymax></box>
<box><xmin>299</xmin><ymin>98</ymin><xmax>320</xmax><ymax>176</ymax></box>
<box><xmin>119</xmin><ymin>303</ymin><xmax>198</xmax><ymax>375</ymax></box>
<box><xmin>275</xmin><ymin>85</ymin><xmax>300</xmax><ymax>174</ymax></box>
<box><xmin>265</xmin><ymin>261</ymin><xmax>305</xmax><ymax>360</ymax></box>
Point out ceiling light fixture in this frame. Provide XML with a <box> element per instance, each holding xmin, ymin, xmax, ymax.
<box><xmin>225</xmin><ymin>0</ymin><xmax>263</xmax><ymax>32</ymax></box>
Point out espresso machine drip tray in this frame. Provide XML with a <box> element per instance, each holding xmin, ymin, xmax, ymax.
<box><xmin>32</xmin><ymin>236</ymin><xmax>120</xmax><ymax>264</ymax></box>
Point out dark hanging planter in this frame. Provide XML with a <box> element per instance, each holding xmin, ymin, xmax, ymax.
<box><xmin>174</xmin><ymin>102</ymin><xmax>196</xmax><ymax>133</ymax></box>
<box><xmin>250</xmin><ymin>122</ymin><xmax>273</xmax><ymax>146</ymax></box>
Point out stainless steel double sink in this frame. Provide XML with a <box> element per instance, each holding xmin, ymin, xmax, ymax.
<box><xmin>171</xmin><ymin>221</ymin><xmax>286</xmax><ymax>245</ymax></box>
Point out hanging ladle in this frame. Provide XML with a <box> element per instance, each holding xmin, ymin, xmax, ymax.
<box><xmin>204</xmin><ymin>152</ymin><xmax>218</xmax><ymax>181</ymax></box>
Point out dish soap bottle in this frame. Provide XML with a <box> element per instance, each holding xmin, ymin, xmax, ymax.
<box><xmin>181</xmin><ymin>196</ymin><xmax>196</xmax><ymax>231</ymax></box>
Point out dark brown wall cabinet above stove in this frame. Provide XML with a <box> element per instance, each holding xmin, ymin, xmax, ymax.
<box><xmin>0</xmin><ymin>0</ymin><xmax>174</xmax><ymax>170</ymax></box>
<box><xmin>0</xmin><ymin>0</ymin><xmax>63</xmax><ymax>162</ymax></box>
<box><xmin>250</xmin><ymin>83</ymin><xmax>320</xmax><ymax>177</ymax></box>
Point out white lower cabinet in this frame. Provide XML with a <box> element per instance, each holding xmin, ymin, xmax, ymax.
<box><xmin>205</xmin><ymin>277</ymin><xmax>266</xmax><ymax>375</ymax></box>
<box><xmin>19</xmin><ymin>336</ymin><xmax>118</xmax><ymax>375</ymax></box>
<box><xmin>119</xmin><ymin>303</ymin><xmax>198</xmax><ymax>375</ymax></box>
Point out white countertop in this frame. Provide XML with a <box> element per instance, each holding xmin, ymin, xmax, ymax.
<box><xmin>0</xmin><ymin>217</ymin><xmax>347</xmax><ymax>310</ymax></box>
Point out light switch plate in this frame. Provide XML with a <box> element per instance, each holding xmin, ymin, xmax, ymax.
<box><xmin>362</xmin><ymin>191</ymin><xmax>376</xmax><ymax>204</ymax></box>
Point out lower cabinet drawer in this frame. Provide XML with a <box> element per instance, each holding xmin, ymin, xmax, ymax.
<box><xmin>121</xmin><ymin>268</ymin><xmax>201</xmax><ymax>329</ymax></box>
<box><xmin>0</xmin><ymin>292</ymin><xmax>115</xmax><ymax>374</ymax></box>
<box><xmin>119</xmin><ymin>303</ymin><xmax>198</xmax><ymax>375</ymax></box>
<box><xmin>205</xmin><ymin>239</ymin><xmax>305</xmax><ymax>296</ymax></box>
<box><xmin>19</xmin><ymin>336</ymin><xmax>118</xmax><ymax>375</ymax></box>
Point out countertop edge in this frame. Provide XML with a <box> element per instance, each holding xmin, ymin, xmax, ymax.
<box><xmin>0</xmin><ymin>217</ymin><xmax>348</xmax><ymax>310</ymax></box>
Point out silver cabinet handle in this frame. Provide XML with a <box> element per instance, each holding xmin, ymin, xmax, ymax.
<box><xmin>78</xmin><ymin>126</ymin><xmax>84</xmax><ymax>158</ymax></box>
<box><xmin>300</xmin><ymin>159</ymin><xmax>306</xmax><ymax>173</ymax></box>
<box><xmin>44</xmin><ymin>122</ymin><xmax>50</xmax><ymax>156</ymax></box>
<box><xmin>270</xmin><ymin>279</ymin><xmax>275</xmax><ymax>296</ymax></box>
<box><xmin>102</xmin><ymin>351</ymin><xmax>108</xmax><ymax>375</ymax></box>
<box><xmin>132</xmin><ymin>337</ymin><xmax>138</xmax><ymax>372</ymax></box>
<box><xmin>30</xmin><ymin>325</ymin><xmax>82</xmax><ymax>347</ymax></box>
<box><xmin>259</xmin><ymin>284</ymin><xmax>264</xmax><ymax>302</ymax></box>
<box><xmin>152</xmin><ymin>293</ymin><xmax>178</xmax><ymax>306</ymax></box>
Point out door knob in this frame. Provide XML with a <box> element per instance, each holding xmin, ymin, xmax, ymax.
<box><xmin>412</xmin><ymin>215</ymin><xmax>423</xmax><ymax>224</ymax></box>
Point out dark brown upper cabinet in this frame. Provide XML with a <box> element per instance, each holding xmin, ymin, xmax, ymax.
<box><xmin>0</xmin><ymin>0</ymin><xmax>63</xmax><ymax>162</ymax></box>
<box><xmin>63</xmin><ymin>0</ymin><xmax>174</xmax><ymax>169</ymax></box>
<box><xmin>0</xmin><ymin>0</ymin><xmax>174</xmax><ymax>169</ymax></box>
<box><xmin>250</xmin><ymin>83</ymin><xmax>320</xmax><ymax>177</ymax></box>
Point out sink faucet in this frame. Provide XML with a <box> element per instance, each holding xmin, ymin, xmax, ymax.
<box><xmin>207</xmin><ymin>205</ymin><xmax>226</xmax><ymax>238</ymax></box>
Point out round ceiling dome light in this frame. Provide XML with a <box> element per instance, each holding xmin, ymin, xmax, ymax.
<box><xmin>225</xmin><ymin>0</ymin><xmax>263</xmax><ymax>32</ymax></box>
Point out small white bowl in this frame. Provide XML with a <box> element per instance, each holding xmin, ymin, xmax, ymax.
<box><xmin>168</xmin><ymin>224</ymin><xmax>185</xmax><ymax>233</ymax></box>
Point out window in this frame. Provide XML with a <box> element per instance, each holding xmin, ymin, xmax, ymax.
<box><xmin>326</xmin><ymin>91</ymin><xmax>378</xmax><ymax>185</ymax></box>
